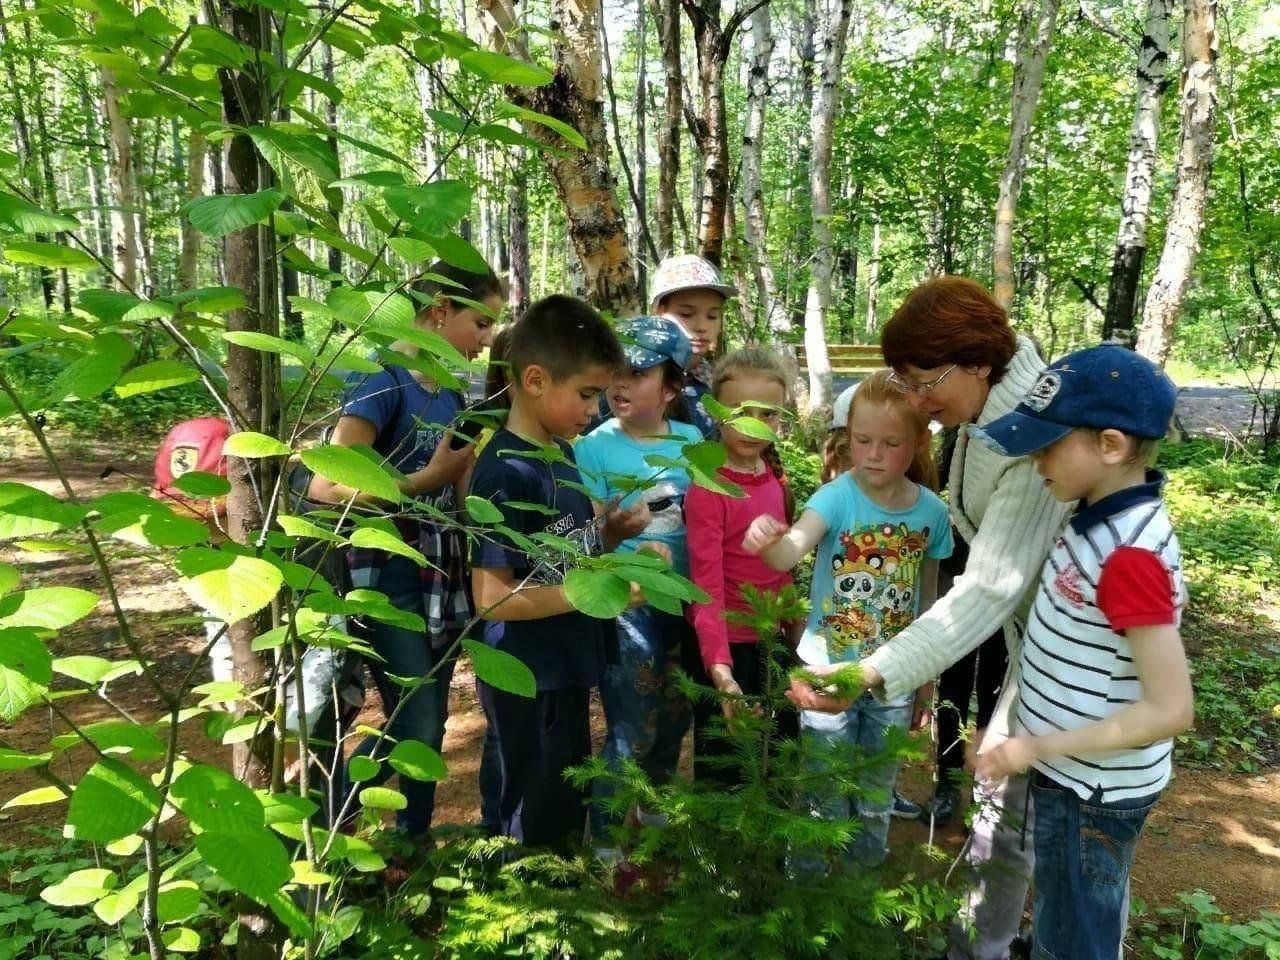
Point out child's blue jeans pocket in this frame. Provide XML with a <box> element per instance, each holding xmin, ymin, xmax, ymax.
<box><xmin>1078</xmin><ymin>797</ymin><xmax>1153</xmax><ymax>886</ymax></box>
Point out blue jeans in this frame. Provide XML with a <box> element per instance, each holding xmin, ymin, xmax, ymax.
<box><xmin>1030</xmin><ymin>771</ymin><xmax>1157</xmax><ymax>960</ymax></box>
<box><xmin>349</xmin><ymin>556</ymin><xmax>456</xmax><ymax>837</ymax></box>
<box><xmin>799</xmin><ymin>691</ymin><xmax>912</xmax><ymax>869</ymax></box>
<box><xmin>590</xmin><ymin>606</ymin><xmax>692</xmax><ymax>841</ymax></box>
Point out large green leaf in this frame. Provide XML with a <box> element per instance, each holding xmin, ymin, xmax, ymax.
<box><xmin>0</xmin><ymin>482</ymin><xmax>88</xmax><ymax>539</ymax></box>
<box><xmin>422</xmin><ymin>232</ymin><xmax>489</xmax><ymax>274</ymax></box>
<box><xmin>223</xmin><ymin>330</ymin><xmax>315</xmax><ymax>365</ymax></box>
<box><xmin>184</xmin><ymin>188</ymin><xmax>285</xmax><ymax>238</ymax></box>
<box><xmin>0</xmin><ymin>628</ymin><xmax>51</xmax><ymax>684</ymax></box>
<box><xmin>457</xmin><ymin>49</ymin><xmax>552</xmax><ymax>86</ymax></box>
<box><xmin>196</xmin><ymin>830</ymin><xmax>291</xmax><ymax>902</ymax></box>
<box><xmin>494</xmin><ymin>101</ymin><xmax>587</xmax><ymax>150</ymax></box>
<box><xmin>250</xmin><ymin>126</ymin><xmax>340</xmax><ymax>185</ymax></box>
<box><xmin>156</xmin><ymin>882</ymin><xmax>202</xmax><ymax>924</ymax></box>
<box><xmin>52</xmin><ymin>720</ymin><xmax>166</xmax><ymax>760</ymax></box>
<box><xmin>300</xmin><ymin>445</ymin><xmax>402</xmax><ymax>503</ymax></box>
<box><xmin>42</xmin><ymin>351</ymin><xmax>125</xmax><ymax>405</ymax></box>
<box><xmin>0</xmin><ymin>636</ymin><xmax>46</xmax><ymax>722</ymax></box>
<box><xmin>121</xmin><ymin>299</ymin><xmax>176</xmax><ymax>322</ymax></box>
<box><xmin>326</xmin><ymin>285</ymin><xmax>416</xmax><ymax>334</ymax></box>
<box><xmin>358</xmin><ymin>786</ymin><xmax>406</xmax><ymax>811</ymax></box>
<box><xmin>348</xmin><ymin>527</ymin><xmax>426</xmax><ymax>565</ymax></box>
<box><xmin>222</xmin><ymin>431</ymin><xmax>292</xmax><ymax>458</ymax></box>
<box><xmin>41</xmin><ymin>868</ymin><xmax>117</xmax><ymax>907</ymax></box>
<box><xmin>0</xmin><ymin>587</ymin><xmax>98</xmax><ymax>629</ymax></box>
<box><xmin>0</xmin><ymin>562</ymin><xmax>16</xmax><ymax>596</ymax></box>
<box><xmin>563</xmin><ymin>568</ymin><xmax>631</xmax><ymax>619</ymax></box>
<box><xmin>464</xmin><ymin>495</ymin><xmax>504</xmax><ymax>524</ymax></box>
<box><xmin>114</xmin><ymin>360</ymin><xmax>201</xmax><ymax>398</ymax></box>
<box><xmin>175</xmin><ymin>549</ymin><xmax>284</xmax><ymax>624</ymax></box>
<box><xmin>462</xmin><ymin>638</ymin><xmax>535</xmax><ymax>698</ymax></box>
<box><xmin>171</xmin><ymin>764</ymin><xmax>265</xmax><ymax>834</ymax></box>
<box><xmin>0</xmin><ymin>746</ymin><xmax>52</xmax><ymax>770</ymax></box>
<box><xmin>2</xmin><ymin>241</ymin><xmax>97</xmax><ymax>270</ymax></box>
<box><xmin>0</xmin><ymin>192</ymin><xmax>79</xmax><ymax>233</ymax></box>
<box><xmin>170</xmin><ymin>471</ymin><xmax>232</xmax><ymax>498</ymax></box>
<box><xmin>174</xmin><ymin>285</ymin><xmax>247</xmax><ymax>314</ymax></box>
<box><xmin>93</xmin><ymin>889</ymin><xmax>140</xmax><ymax>924</ymax></box>
<box><xmin>78</xmin><ymin>288</ymin><xmax>141</xmax><ymax>322</ymax></box>
<box><xmin>67</xmin><ymin>759</ymin><xmax>163</xmax><ymax>842</ymax></box>
<box><xmin>387</xmin><ymin>739</ymin><xmax>447</xmax><ymax>782</ymax></box>
<box><xmin>381</xmin><ymin>180</ymin><xmax>471</xmax><ymax>236</ymax></box>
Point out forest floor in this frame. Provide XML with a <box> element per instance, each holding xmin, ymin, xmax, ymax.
<box><xmin>1</xmin><ymin>386</ymin><xmax>1277</xmax><ymax>922</ymax></box>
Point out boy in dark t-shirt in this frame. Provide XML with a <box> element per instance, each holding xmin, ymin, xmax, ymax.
<box><xmin>469</xmin><ymin>295</ymin><xmax>650</xmax><ymax>849</ymax></box>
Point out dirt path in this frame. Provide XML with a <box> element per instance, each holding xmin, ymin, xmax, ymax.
<box><xmin>2</xmin><ymin>435</ymin><xmax>1278</xmax><ymax>919</ymax></box>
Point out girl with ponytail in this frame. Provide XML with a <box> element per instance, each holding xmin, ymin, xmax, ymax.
<box><xmin>742</xmin><ymin>368</ymin><xmax>954</xmax><ymax>867</ymax></box>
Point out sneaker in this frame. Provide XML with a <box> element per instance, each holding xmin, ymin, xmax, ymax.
<box><xmin>891</xmin><ymin>790</ymin><xmax>922</xmax><ymax>820</ymax></box>
<box><xmin>928</xmin><ymin>784</ymin><xmax>961</xmax><ymax>826</ymax></box>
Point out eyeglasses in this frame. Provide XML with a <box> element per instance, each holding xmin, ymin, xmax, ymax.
<box><xmin>887</xmin><ymin>364</ymin><xmax>958</xmax><ymax>397</ymax></box>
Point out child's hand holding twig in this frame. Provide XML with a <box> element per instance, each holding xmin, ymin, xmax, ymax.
<box><xmin>741</xmin><ymin>514</ymin><xmax>789</xmax><ymax>555</ymax></box>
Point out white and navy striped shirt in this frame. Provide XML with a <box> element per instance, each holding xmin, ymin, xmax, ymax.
<box><xmin>1017</xmin><ymin>473</ymin><xmax>1186</xmax><ymax>803</ymax></box>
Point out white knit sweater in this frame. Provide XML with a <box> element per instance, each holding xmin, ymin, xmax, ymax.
<box><xmin>864</xmin><ymin>336</ymin><xmax>1072</xmax><ymax>736</ymax></box>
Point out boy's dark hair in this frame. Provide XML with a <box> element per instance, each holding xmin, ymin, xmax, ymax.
<box><xmin>410</xmin><ymin>258</ymin><xmax>504</xmax><ymax>308</ymax></box>
<box><xmin>509</xmin><ymin>295</ymin><xmax>625</xmax><ymax>382</ymax></box>
<box><xmin>656</xmin><ymin>359</ymin><xmax>692</xmax><ymax>423</ymax></box>
<box><xmin>483</xmin><ymin>325</ymin><xmax>514</xmax><ymax>411</ymax></box>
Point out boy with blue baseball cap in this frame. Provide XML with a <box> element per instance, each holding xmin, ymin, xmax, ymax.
<box><xmin>970</xmin><ymin>344</ymin><xmax>1193</xmax><ymax>960</ymax></box>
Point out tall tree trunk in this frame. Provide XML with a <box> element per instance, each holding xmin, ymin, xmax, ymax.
<box><xmin>414</xmin><ymin>0</ymin><xmax>439</xmax><ymax>176</ymax></box>
<box><xmin>651</xmin><ymin>0</ymin><xmax>681</xmax><ymax>257</ymax></box>
<box><xmin>80</xmin><ymin>79</ymin><xmax>111</xmax><ymax>261</ymax></box>
<box><xmin>101</xmin><ymin>64</ymin><xmax>141</xmax><ymax>291</ymax></box>
<box><xmin>0</xmin><ymin>0</ymin><xmax>54</xmax><ymax>307</ymax></box>
<box><xmin>635</xmin><ymin>0</ymin><xmax>648</xmax><ymax>294</ymax></box>
<box><xmin>682</xmin><ymin>0</ymin><xmax>757</xmax><ymax>267</ymax></box>
<box><xmin>508</xmin><ymin>160</ymin><xmax>531</xmax><ymax>321</ymax></box>
<box><xmin>1136</xmin><ymin>0</ymin><xmax>1218</xmax><ymax>364</ymax></box>
<box><xmin>1103</xmin><ymin>0</ymin><xmax>1172</xmax><ymax>344</ymax></box>
<box><xmin>179</xmin><ymin>131</ymin><xmax>207</xmax><ymax>290</ymax></box>
<box><xmin>217</xmin><ymin>0</ymin><xmax>279</xmax><ymax>807</ymax></box>
<box><xmin>991</xmin><ymin>0</ymin><xmax>1061</xmax><ymax>310</ymax></box>
<box><xmin>804</xmin><ymin>0</ymin><xmax>855</xmax><ymax>409</ymax></box>
<box><xmin>740</xmin><ymin>3</ymin><xmax>783</xmax><ymax>333</ymax></box>
<box><xmin>864</xmin><ymin>218</ymin><xmax>880</xmax><ymax>334</ymax></box>
<box><xmin>480</xmin><ymin>0</ymin><xmax>641</xmax><ymax>314</ymax></box>
<box><xmin>18</xmin><ymin>5</ymin><xmax>71</xmax><ymax>310</ymax></box>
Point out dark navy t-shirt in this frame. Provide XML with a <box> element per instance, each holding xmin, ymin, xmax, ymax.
<box><xmin>340</xmin><ymin>364</ymin><xmax>464</xmax><ymax>549</ymax></box>
<box><xmin>469</xmin><ymin>429</ymin><xmax>613</xmax><ymax>691</ymax></box>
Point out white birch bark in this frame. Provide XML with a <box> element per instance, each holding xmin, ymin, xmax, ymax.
<box><xmin>740</xmin><ymin>4</ymin><xmax>783</xmax><ymax>334</ymax></box>
<box><xmin>1135</xmin><ymin>0</ymin><xmax>1217</xmax><ymax>364</ymax></box>
<box><xmin>1103</xmin><ymin>0</ymin><xmax>1172</xmax><ymax>342</ymax></box>
<box><xmin>804</xmin><ymin>0</ymin><xmax>855</xmax><ymax>410</ymax></box>
<box><xmin>991</xmin><ymin>0</ymin><xmax>1061</xmax><ymax>310</ymax></box>
<box><xmin>101</xmin><ymin>64</ymin><xmax>140</xmax><ymax>291</ymax></box>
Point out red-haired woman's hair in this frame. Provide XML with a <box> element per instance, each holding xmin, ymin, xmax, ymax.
<box><xmin>847</xmin><ymin>369</ymin><xmax>940</xmax><ymax>492</ymax></box>
<box><xmin>711</xmin><ymin>346</ymin><xmax>796</xmax><ymax>520</ymax></box>
<box><xmin>880</xmin><ymin>276</ymin><xmax>1017</xmax><ymax>385</ymax></box>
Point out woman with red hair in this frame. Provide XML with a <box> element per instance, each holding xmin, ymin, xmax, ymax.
<box><xmin>792</xmin><ymin>276</ymin><xmax>1071</xmax><ymax>960</ymax></box>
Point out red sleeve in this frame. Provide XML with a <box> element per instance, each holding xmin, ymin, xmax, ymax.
<box><xmin>1096</xmin><ymin>546</ymin><xmax>1177</xmax><ymax>630</ymax></box>
<box><xmin>684</xmin><ymin>484</ymin><xmax>732</xmax><ymax>670</ymax></box>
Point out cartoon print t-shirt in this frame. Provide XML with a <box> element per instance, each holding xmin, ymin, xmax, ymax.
<box><xmin>796</xmin><ymin>472</ymin><xmax>953</xmax><ymax>667</ymax></box>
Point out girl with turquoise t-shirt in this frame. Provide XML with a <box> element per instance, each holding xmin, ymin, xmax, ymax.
<box><xmin>575</xmin><ymin>316</ymin><xmax>702</xmax><ymax>849</ymax></box>
<box><xmin>744</xmin><ymin>369</ymin><xmax>953</xmax><ymax>868</ymax></box>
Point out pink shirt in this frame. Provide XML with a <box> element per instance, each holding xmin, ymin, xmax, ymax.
<box><xmin>685</xmin><ymin>465</ymin><xmax>794</xmax><ymax>671</ymax></box>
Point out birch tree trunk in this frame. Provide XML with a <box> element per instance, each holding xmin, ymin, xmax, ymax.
<box><xmin>0</xmin><ymin>0</ymin><xmax>54</xmax><ymax>306</ymax></box>
<box><xmin>1135</xmin><ymin>0</ymin><xmax>1218</xmax><ymax>364</ymax></box>
<box><xmin>480</xmin><ymin>0</ymin><xmax>641</xmax><ymax>314</ymax></box>
<box><xmin>179</xmin><ymin>131</ymin><xmax>206</xmax><ymax>290</ymax></box>
<box><xmin>1103</xmin><ymin>0</ymin><xmax>1173</xmax><ymax>343</ymax></box>
<box><xmin>804</xmin><ymin>0</ymin><xmax>855</xmax><ymax>410</ymax></box>
<box><xmin>740</xmin><ymin>3</ymin><xmax>783</xmax><ymax>333</ymax></box>
<box><xmin>101</xmin><ymin>64</ymin><xmax>141</xmax><ymax>291</ymax></box>
<box><xmin>652</xmin><ymin>0</ymin><xmax>681</xmax><ymax>257</ymax></box>
<box><xmin>991</xmin><ymin>0</ymin><xmax>1061</xmax><ymax>311</ymax></box>
<box><xmin>864</xmin><ymin>219</ymin><xmax>880</xmax><ymax>334</ymax></box>
<box><xmin>682</xmin><ymin>0</ymin><xmax>760</xmax><ymax>267</ymax></box>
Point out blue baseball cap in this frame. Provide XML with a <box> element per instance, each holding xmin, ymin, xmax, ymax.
<box><xmin>616</xmin><ymin>315</ymin><xmax>693</xmax><ymax>372</ymax></box>
<box><xmin>973</xmin><ymin>344</ymin><xmax>1177</xmax><ymax>457</ymax></box>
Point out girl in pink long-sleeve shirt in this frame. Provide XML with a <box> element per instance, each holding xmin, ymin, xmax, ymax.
<box><xmin>683</xmin><ymin>347</ymin><xmax>800</xmax><ymax>783</ymax></box>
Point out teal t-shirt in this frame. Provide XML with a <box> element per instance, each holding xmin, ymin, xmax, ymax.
<box><xmin>574</xmin><ymin>418</ymin><xmax>702</xmax><ymax>576</ymax></box>
<box><xmin>796</xmin><ymin>472</ymin><xmax>953</xmax><ymax>666</ymax></box>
